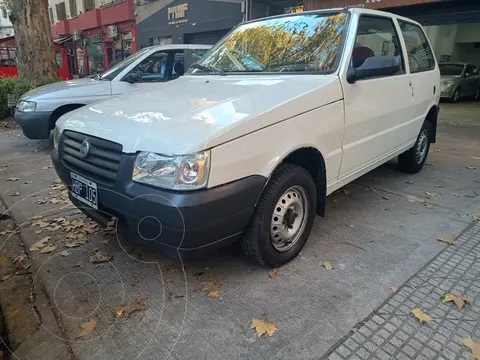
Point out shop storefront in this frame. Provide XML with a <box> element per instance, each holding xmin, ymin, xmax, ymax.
<box><xmin>52</xmin><ymin>0</ymin><xmax>137</xmax><ymax>77</ymax></box>
<box><xmin>136</xmin><ymin>0</ymin><xmax>242</xmax><ymax>47</ymax></box>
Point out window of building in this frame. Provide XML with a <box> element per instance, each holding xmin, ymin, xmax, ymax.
<box><xmin>83</xmin><ymin>0</ymin><xmax>95</xmax><ymax>12</ymax></box>
<box><xmin>49</xmin><ymin>8</ymin><xmax>54</xmax><ymax>24</ymax></box>
<box><xmin>353</xmin><ymin>16</ymin><xmax>404</xmax><ymax>73</ymax></box>
<box><xmin>398</xmin><ymin>21</ymin><xmax>435</xmax><ymax>73</ymax></box>
<box><xmin>56</xmin><ymin>2</ymin><xmax>67</xmax><ymax>21</ymax></box>
<box><xmin>69</xmin><ymin>0</ymin><xmax>78</xmax><ymax>17</ymax></box>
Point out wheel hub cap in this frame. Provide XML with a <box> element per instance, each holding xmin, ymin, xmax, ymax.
<box><xmin>416</xmin><ymin>130</ymin><xmax>428</xmax><ymax>164</ymax></box>
<box><xmin>270</xmin><ymin>185</ymin><xmax>308</xmax><ymax>252</ymax></box>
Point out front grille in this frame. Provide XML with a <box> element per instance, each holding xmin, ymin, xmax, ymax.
<box><xmin>61</xmin><ymin>131</ymin><xmax>123</xmax><ymax>185</ymax></box>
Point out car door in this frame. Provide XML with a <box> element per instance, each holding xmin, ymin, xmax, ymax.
<box><xmin>339</xmin><ymin>14</ymin><xmax>412</xmax><ymax>179</ymax></box>
<box><xmin>397</xmin><ymin>20</ymin><xmax>438</xmax><ymax>142</ymax></box>
<box><xmin>110</xmin><ymin>50</ymin><xmax>171</xmax><ymax>95</ymax></box>
<box><xmin>464</xmin><ymin>65</ymin><xmax>477</xmax><ymax>96</ymax></box>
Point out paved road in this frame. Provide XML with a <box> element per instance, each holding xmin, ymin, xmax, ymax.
<box><xmin>0</xmin><ymin>106</ymin><xmax>479</xmax><ymax>360</ymax></box>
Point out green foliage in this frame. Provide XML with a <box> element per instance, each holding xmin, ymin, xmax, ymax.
<box><xmin>0</xmin><ymin>76</ymin><xmax>59</xmax><ymax>119</ymax></box>
<box><xmin>0</xmin><ymin>0</ymin><xmax>12</xmax><ymax>11</ymax></box>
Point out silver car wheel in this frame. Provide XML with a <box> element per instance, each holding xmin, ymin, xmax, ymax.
<box><xmin>270</xmin><ymin>185</ymin><xmax>308</xmax><ymax>252</ymax></box>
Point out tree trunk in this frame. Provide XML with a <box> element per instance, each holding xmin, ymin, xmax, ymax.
<box><xmin>10</xmin><ymin>0</ymin><xmax>57</xmax><ymax>81</ymax></box>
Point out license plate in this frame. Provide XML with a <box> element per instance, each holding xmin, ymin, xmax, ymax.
<box><xmin>70</xmin><ymin>172</ymin><xmax>98</xmax><ymax>210</ymax></box>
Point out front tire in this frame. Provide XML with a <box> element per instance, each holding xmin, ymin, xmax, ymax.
<box><xmin>241</xmin><ymin>164</ymin><xmax>317</xmax><ymax>267</ymax></box>
<box><xmin>452</xmin><ymin>88</ymin><xmax>460</xmax><ymax>103</ymax></box>
<box><xmin>398</xmin><ymin>121</ymin><xmax>431</xmax><ymax>174</ymax></box>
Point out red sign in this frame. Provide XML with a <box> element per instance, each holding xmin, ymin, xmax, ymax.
<box><xmin>304</xmin><ymin>0</ymin><xmax>443</xmax><ymax>11</ymax></box>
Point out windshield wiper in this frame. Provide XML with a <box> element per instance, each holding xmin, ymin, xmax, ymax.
<box><xmin>190</xmin><ymin>63</ymin><xmax>225</xmax><ymax>76</ymax></box>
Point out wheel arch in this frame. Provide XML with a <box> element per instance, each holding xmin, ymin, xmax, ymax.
<box><xmin>425</xmin><ymin>105</ymin><xmax>439</xmax><ymax>143</ymax></box>
<box><xmin>268</xmin><ymin>146</ymin><xmax>327</xmax><ymax>217</ymax></box>
<box><xmin>48</xmin><ymin>103</ymin><xmax>85</xmax><ymax>130</ymax></box>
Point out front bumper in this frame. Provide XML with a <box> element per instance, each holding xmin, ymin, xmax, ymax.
<box><xmin>440</xmin><ymin>86</ymin><xmax>454</xmax><ymax>99</ymax></box>
<box><xmin>52</xmin><ymin>149</ymin><xmax>266</xmax><ymax>258</ymax></box>
<box><xmin>14</xmin><ymin>109</ymin><xmax>53</xmax><ymax>139</ymax></box>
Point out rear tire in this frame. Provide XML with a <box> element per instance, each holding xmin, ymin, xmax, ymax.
<box><xmin>240</xmin><ymin>164</ymin><xmax>317</xmax><ymax>267</ymax></box>
<box><xmin>398</xmin><ymin>121</ymin><xmax>431</xmax><ymax>174</ymax></box>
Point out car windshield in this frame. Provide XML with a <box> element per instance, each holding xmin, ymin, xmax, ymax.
<box><xmin>100</xmin><ymin>48</ymin><xmax>151</xmax><ymax>80</ymax></box>
<box><xmin>188</xmin><ymin>12</ymin><xmax>347</xmax><ymax>74</ymax></box>
<box><xmin>439</xmin><ymin>64</ymin><xmax>465</xmax><ymax>76</ymax></box>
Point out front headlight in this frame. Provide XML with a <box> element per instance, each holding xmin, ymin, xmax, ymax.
<box><xmin>17</xmin><ymin>100</ymin><xmax>37</xmax><ymax>112</ymax></box>
<box><xmin>441</xmin><ymin>81</ymin><xmax>455</xmax><ymax>87</ymax></box>
<box><xmin>132</xmin><ymin>151</ymin><xmax>210</xmax><ymax>190</ymax></box>
<box><xmin>53</xmin><ymin>127</ymin><xmax>61</xmax><ymax>150</ymax></box>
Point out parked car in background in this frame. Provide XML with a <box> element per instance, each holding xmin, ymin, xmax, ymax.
<box><xmin>440</xmin><ymin>62</ymin><xmax>480</xmax><ymax>102</ymax></box>
<box><xmin>14</xmin><ymin>44</ymin><xmax>211</xmax><ymax>139</ymax></box>
<box><xmin>52</xmin><ymin>8</ymin><xmax>440</xmax><ymax>267</ymax></box>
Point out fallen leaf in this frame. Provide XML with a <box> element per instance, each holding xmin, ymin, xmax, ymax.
<box><xmin>453</xmin><ymin>192</ymin><xmax>461</xmax><ymax>198</ymax></box>
<box><xmin>22</xmin><ymin>181</ymin><xmax>32</xmax><ymax>184</ymax></box>
<box><xmin>50</xmin><ymin>198</ymin><xmax>61</xmax><ymax>204</ymax></box>
<box><xmin>250</xmin><ymin>318</ymin><xmax>278</xmax><ymax>337</ymax></box>
<box><xmin>441</xmin><ymin>293</ymin><xmax>472</xmax><ymax>310</ymax></box>
<box><xmin>32</xmin><ymin>215</ymin><xmax>43</xmax><ymax>220</ymax></box>
<box><xmin>208</xmin><ymin>289</ymin><xmax>220</xmax><ymax>299</ymax></box>
<box><xmin>461</xmin><ymin>337</ymin><xmax>480</xmax><ymax>360</ymax></box>
<box><xmin>319</xmin><ymin>261</ymin><xmax>333</xmax><ymax>270</ymax></box>
<box><xmin>341</xmin><ymin>190</ymin><xmax>350</xmax><ymax>195</ymax></box>
<box><xmin>473</xmin><ymin>216</ymin><xmax>480</xmax><ymax>221</ymax></box>
<box><xmin>410</xmin><ymin>211</ymin><xmax>418</xmax><ymax>215</ymax></box>
<box><xmin>424</xmin><ymin>203</ymin><xmax>435</xmax><ymax>209</ymax></box>
<box><xmin>268</xmin><ymin>269</ymin><xmax>277</xmax><ymax>279</ymax></box>
<box><xmin>166</xmin><ymin>279</ymin><xmax>174</xmax><ymax>284</ymax></box>
<box><xmin>59</xmin><ymin>250</ymin><xmax>71</xmax><ymax>257</ymax></box>
<box><xmin>471</xmin><ymin>156</ymin><xmax>480</xmax><ymax>160</ymax></box>
<box><xmin>425</xmin><ymin>192</ymin><xmax>438</xmax><ymax>198</ymax></box>
<box><xmin>426</xmin><ymin>163</ymin><xmax>433</xmax><ymax>166</ymax></box>
<box><xmin>437</xmin><ymin>236</ymin><xmax>456</xmax><ymax>245</ymax></box>
<box><xmin>40</xmin><ymin>246</ymin><xmax>57</xmax><ymax>254</ymax></box>
<box><xmin>89</xmin><ymin>251</ymin><xmax>112</xmax><ymax>264</ymax></box>
<box><xmin>78</xmin><ymin>319</ymin><xmax>96</xmax><ymax>338</ymax></box>
<box><xmin>407</xmin><ymin>195</ymin><xmax>426</xmax><ymax>204</ymax></box>
<box><xmin>10</xmin><ymin>192</ymin><xmax>19</xmax><ymax>196</ymax></box>
<box><xmin>40</xmin><ymin>166</ymin><xmax>50</xmax><ymax>170</ymax></box>
<box><xmin>405</xmin><ymin>181</ymin><xmax>414</xmax><ymax>184</ymax></box>
<box><xmin>12</xmin><ymin>253</ymin><xmax>26</xmax><ymax>263</ymax></box>
<box><xmin>53</xmin><ymin>179</ymin><xmax>62</xmax><ymax>185</ymax></box>
<box><xmin>411</xmin><ymin>308</ymin><xmax>433</xmax><ymax>323</ymax></box>
<box><xmin>382</xmin><ymin>196</ymin><xmax>390</xmax><ymax>200</ymax></box>
<box><xmin>6</xmin><ymin>177</ymin><xmax>19</xmax><ymax>182</ymax></box>
<box><xmin>115</xmin><ymin>297</ymin><xmax>148</xmax><ymax>318</ymax></box>
<box><xmin>434</xmin><ymin>184</ymin><xmax>443</xmax><ymax>188</ymax></box>
<box><xmin>30</xmin><ymin>237</ymin><xmax>51</xmax><ymax>251</ymax></box>
<box><xmin>1</xmin><ymin>274</ymin><xmax>12</xmax><ymax>282</ymax></box>
<box><xmin>432</xmin><ymin>149</ymin><xmax>440</xmax><ymax>153</ymax></box>
<box><xmin>466</xmin><ymin>166</ymin><xmax>476</xmax><ymax>170</ymax></box>
<box><xmin>390</xmin><ymin>285</ymin><xmax>399</xmax><ymax>293</ymax></box>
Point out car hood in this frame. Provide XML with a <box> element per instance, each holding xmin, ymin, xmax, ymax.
<box><xmin>21</xmin><ymin>78</ymin><xmax>112</xmax><ymax>100</ymax></box>
<box><xmin>58</xmin><ymin>74</ymin><xmax>342</xmax><ymax>154</ymax></box>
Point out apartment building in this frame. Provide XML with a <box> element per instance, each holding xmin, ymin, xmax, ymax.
<box><xmin>49</xmin><ymin>0</ymin><xmax>137</xmax><ymax>76</ymax></box>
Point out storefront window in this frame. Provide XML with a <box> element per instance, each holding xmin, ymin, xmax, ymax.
<box><xmin>56</xmin><ymin>53</ymin><xmax>63</xmax><ymax>68</ymax></box>
<box><xmin>85</xmin><ymin>37</ymin><xmax>104</xmax><ymax>74</ymax></box>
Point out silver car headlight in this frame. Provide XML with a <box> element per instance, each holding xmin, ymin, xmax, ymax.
<box><xmin>17</xmin><ymin>100</ymin><xmax>37</xmax><ymax>112</ymax></box>
<box><xmin>53</xmin><ymin>127</ymin><xmax>62</xmax><ymax>150</ymax></box>
<box><xmin>132</xmin><ymin>151</ymin><xmax>210</xmax><ymax>190</ymax></box>
<box><xmin>441</xmin><ymin>81</ymin><xmax>454</xmax><ymax>87</ymax></box>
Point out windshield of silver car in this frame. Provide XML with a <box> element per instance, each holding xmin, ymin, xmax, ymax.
<box><xmin>188</xmin><ymin>12</ymin><xmax>348</xmax><ymax>74</ymax></box>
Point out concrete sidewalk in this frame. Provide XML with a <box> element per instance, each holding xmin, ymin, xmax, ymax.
<box><xmin>324</xmin><ymin>221</ymin><xmax>480</xmax><ymax>360</ymax></box>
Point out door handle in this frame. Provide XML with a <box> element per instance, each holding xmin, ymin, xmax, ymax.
<box><xmin>409</xmin><ymin>81</ymin><xmax>412</xmax><ymax>87</ymax></box>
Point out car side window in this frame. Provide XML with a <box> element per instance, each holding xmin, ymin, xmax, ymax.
<box><xmin>465</xmin><ymin>65</ymin><xmax>473</xmax><ymax>77</ymax></box>
<box><xmin>172</xmin><ymin>51</ymin><xmax>185</xmax><ymax>79</ymax></box>
<box><xmin>352</xmin><ymin>16</ymin><xmax>405</xmax><ymax>75</ymax></box>
<box><xmin>398</xmin><ymin>21</ymin><xmax>435</xmax><ymax>73</ymax></box>
<box><xmin>131</xmin><ymin>51</ymin><xmax>168</xmax><ymax>82</ymax></box>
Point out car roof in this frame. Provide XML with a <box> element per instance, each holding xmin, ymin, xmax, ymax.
<box><xmin>144</xmin><ymin>44</ymin><xmax>212</xmax><ymax>52</ymax></box>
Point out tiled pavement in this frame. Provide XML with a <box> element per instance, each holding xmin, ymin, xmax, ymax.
<box><xmin>324</xmin><ymin>222</ymin><xmax>480</xmax><ymax>360</ymax></box>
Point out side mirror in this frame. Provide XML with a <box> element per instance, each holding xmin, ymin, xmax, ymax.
<box><xmin>465</xmin><ymin>73</ymin><xmax>471</xmax><ymax>78</ymax></box>
<box><xmin>347</xmin><ymin>56</ymin><xmax>401</xmax><ymax>84</ymax></box>
<box><xmin>123</xmin><ymin>73</ymin><xmax>140</xmax><ymax>83</ymax></box>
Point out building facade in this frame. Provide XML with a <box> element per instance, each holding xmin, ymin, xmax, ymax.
<box><xmin>0</xmin><ymin>9</ymin><xmax>13</xmax><ymax>39</ymax></box>
<box><xmin>136</xmin><ymin>0</ymin><xmax>242</xmax><ymax>48</ymax></box>
<box><xmin>49</xmin><ymin>0</ymin><xmax>137</xmax><ymax>76</ymax></box>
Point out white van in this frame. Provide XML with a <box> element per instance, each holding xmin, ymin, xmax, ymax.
<box><xmin>14</xmin><ymin>44</ymin><xmax>211</xmax><ymax>139</ymax></box>
<box><xmin>52</xmin><ymin>8</ymin><xmax>440</xmax><ymax>267</ymax></box>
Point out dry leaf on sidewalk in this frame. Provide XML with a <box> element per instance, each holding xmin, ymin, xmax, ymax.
<box><xmin>462</xmin><ymin>338</ymin><xmax>480</xmax><ymax>359</ymax></box>
<box><xmin>407</xmin><ymin>195</ymin><xmax>426</xmax><ymax>204</ymax></box>
<box><xmin>6</xmin><ymin>177</ymin><xmax>19</xmax><ymax>182</ymax></box>
<box><xmin>473</xmin><ymin>216</ymin><xmax>480</xmax><ymax>221</ymax></box>
<box><xmin>424</xmin><ymin>203</ymin><xmax>435</xmax><ymax>209</ymax></box>
<box><xmin>40</xmin><ymin>165</ymin><xmax>51</xmax><ymax>170</ymax></box>
<box><xmin>30</xmin><ymin>237</ymin><xmax>51</xmax><ymax>251</ymax></box>
<box><xmin>437</xmin><ymin>236</ymin><xmax>456</xmax><ymax>245</ymax></box>
<box><xmin>466</xmin><ymin>166</ymin><xmax>476</xmax><ymax>170</ymax></box>
<box><xmin>441</xmin><ymin>293</ymin><xmax>472</xmax><ymax>311</ymax></box>
<box><xmin>471</xmin><ymin>156</ymin><xmax>480</xmax><ymax>160</ymax></box>
<box><xmin>40</xmin><ymin>246</ymin><xmax>57</xmax><ymax>254</ymax></box>
<box><xmin>390</xmin><ymin>286</ymin><xmax>399</xmax><ymax>293</ymax></box>
<box><xmin>10</xmin><ymin>192</ymin><xmax>19</xmax><ymax>196</ymax></box>
<box><xmin>89</xmin><ymin>251</ymin><xmax>113</xmax><ymax>264</ymax></box>
<box><xmin>59</xmin><ymin>250</ymin><xmax>71</xmax><ymax>257</ymax></box>
<box><xmin>115</xmin><ymin>296</ymin><xmax>148</xmax><ymax>318</ymax></box>
<box><xmin>78</xmin><ymin>319</ymin><xmax>96</xmax><ymax>338</ymax></box>
<box><xmin>200</xmin><ymin>280</ymin><xmax>220</xmax><ymax>299</ymax></box>
<box><xmin>250</xmin><ymin>318</ymin><xmax>278</xmax><ymax>337</ymax></box>
<box><xmin>319</xmin><ymin>261</ymin><xmax>333</xmax><ymax>270</ymax></box>
<box><xmin>411</xmin><ymin>308</ymin><xmax>433</xmax><ymax>323</ymax></box>
<box><xmin>268</xmin><ymin>269</ymin><xmax>277</xmax><ymax>279</ymax></box>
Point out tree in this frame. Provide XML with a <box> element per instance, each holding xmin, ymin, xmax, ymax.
<box><xmin>0</xmin><ymin>0</ymin><xmax>12</xmax><ymax>10</ymax></box>
<box><xmin>9</xmin><ymin>0</ymin><xmax>57</xmax><ymax>81</ymax></box>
